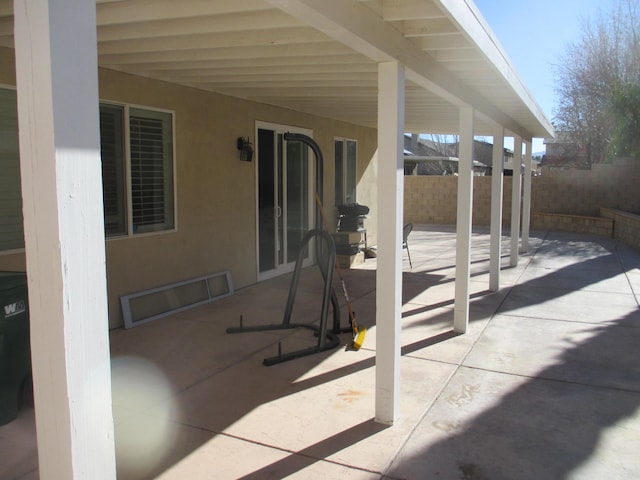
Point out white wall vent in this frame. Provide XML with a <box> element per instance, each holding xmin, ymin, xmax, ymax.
<box><xmin>120</xmin><ymin>271</ymin><xmax>233</xmax><ymax>328</ymax></box>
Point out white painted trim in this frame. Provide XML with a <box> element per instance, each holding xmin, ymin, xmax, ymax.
<box><xmin>13</xmin><ymin>0</ymin><xmax>116</xmax><ymax>476</ymax></box>
<box><xmin>510</xmin><ymin>136</ymin><xmax>523</xmax><ymax>267</ymax></box>
<box><xmin>265</xmin><ymin>0</ymin><xmax>549</xmax><ymax>139</ymax></box>
<box><xmin>435</xmin><ymin>0</ymin><xmax>553</xmax><ymax>137</ymax></box>
<box><xmin>489</xmin><ymin>126</ymin><xmax>505</xmax><ymax>292</ymax></box>
<box><xmin>454</xmin><ymin>106</ymin><xmax>474</xmax><ymax>333</ymax></box>
<box><xmin>333</xmin><ymin>136</ymin><xmax>358</xmax><ymax>205</ymax></box>
<box><xmin>375</xmin><ymin>60</ymin><xmax>404</xmax><ymax>425</ymax></box>
<box><xmin>521</xmin><ymin>141</ymin><xmax>532</xmax><ymax>253</ymax></box>
<box><xmin>99</xmin><ymin>100</ymin><xmax>178</xmax><ymax>239</ymax></box>
<box><xmin>124</xmin><ymin>103</ymin><xmax>178</xmax><ymax>236</ymax></box>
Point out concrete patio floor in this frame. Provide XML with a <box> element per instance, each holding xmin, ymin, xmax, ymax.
<box><xmin>1</xmin><ymin>225</ymin><xmax>639</xmax><ymax>479</ymax></box>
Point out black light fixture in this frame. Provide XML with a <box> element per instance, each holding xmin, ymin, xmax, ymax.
<box><xmin>237</xmin><ymin>137</ymin><xmax>253</xmax><ymax>162</ymax></box>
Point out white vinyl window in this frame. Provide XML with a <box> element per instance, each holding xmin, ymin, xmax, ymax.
<box><xmin>99</xmin><ymin>104</ymin><xmax>175</xmax><ymax>236</ymax></box>
<box><xmin>0</xmin><ymin>92</ymin><xmax>176</xmax><ymax>253</ymax></box>
<box><xmin>334</xmin><ymin>138</ymin><xmax>357</xmax><ymax>206</ymax></box>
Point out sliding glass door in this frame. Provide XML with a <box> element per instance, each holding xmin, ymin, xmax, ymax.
<box><xmin>256</xmin><ymin>123</ymin><xmax>313</xmax><ymax>280</ymax></box>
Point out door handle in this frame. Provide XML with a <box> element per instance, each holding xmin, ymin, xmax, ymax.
<box><xmin>276</xmin><ymin>206</ymin><xmax>282</xmax><ymax>218</ymax></box>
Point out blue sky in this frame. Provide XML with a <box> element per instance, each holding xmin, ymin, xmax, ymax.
<box><xmin>474</xmin><ymin>0</ymin><xmax>611</xmax><ymax>152</ymax></box>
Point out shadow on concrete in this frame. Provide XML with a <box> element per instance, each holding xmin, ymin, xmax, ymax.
<box><xmin>236</xmin><ymin>419</ymin><xmax>389</xmax><ymax>480</ymax></box>
<box><xmin>384</xmin><ymin>243</ymin><xmax>640</xmax><ymax>479</ymax></box>
<box><xmin>6</xmin><ymin>228</ymin><xmax>638</xmax><ymax>479</ymax></box>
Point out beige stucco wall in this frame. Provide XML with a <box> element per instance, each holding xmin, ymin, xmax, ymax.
<box><xmin>0</xmin><ymin>47</ymin><xmax>378</xmax><ymax>328</ymax></box>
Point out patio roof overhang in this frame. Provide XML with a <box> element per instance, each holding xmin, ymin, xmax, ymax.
<box><xmin>0</xmin><ymin>0</ymin><xmax>554</xmax><ymax>138</ymax></box>
<box><xmin>5</xmin><ymin>1</ymin><xmax>551</xmax><ymax>477</ymax></box>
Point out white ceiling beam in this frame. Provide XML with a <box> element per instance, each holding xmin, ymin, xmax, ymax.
<box><xmin>403</xmin><ymin>18</ymin><xmax>458</xmax><ymax>37</ymax></box>
<box><xmin>103</xmin><ymin>53</ymin><xmax>370</xmax><ymax>73</ymax></box>
<box><xmin>207</xmin><ymin>86</ymin><xmax>379</xmax><ymax>97</ymax></box>
<box><xmin>134</xmin><ymin>63</ymin><xmax>378</xmax><ymax>78</ymax></box>
<box><xmin>163</xmin><ymin>71</ymin><xmax>376</xmax><ymax>84</ymax></box>
<box><xmin>98</xmin><ymin>26</ymin><xmax>330</xmax><ymax>55</ymax></box>
<box><xmin>381</xmin><ymin>0</ymin><xmax>445</xmax><ymax>21</ymax></box>
<box><xmin>177</xmin><ymin>78</ymin><xmax>379</xmax><ymax>89</ymax></box>
<box><xmin>434</xmin><ymin>49</ymin><xmax>482</xmax><ymax>62</ymax></box>
<box><xmin>265</xmin><ymin>0</ymin><xmax>535</xmax><ymax>138</ymax></box>
<box><xmin>98</xmin><ymin>42</ymin><xmax>353</xmax><ymax>65</ymax></box>
<box><xmin>420</xmin><ymin>33</ymin><xmax>469</xmax><ymax>51</ymax></box>
<box><xmin>96</xmin><ymin>0</ymin><xmax>271</xmax><ymax>26</ymax></box>
<box><xmin>97</xmin><ymin>10</ymin><xmax>302</xmax><ymax>42</ymax></box>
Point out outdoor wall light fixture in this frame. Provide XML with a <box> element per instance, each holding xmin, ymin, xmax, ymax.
<box><xmin>237</xmin><ymin>137</ymin><xmax>253</xmax><ymax>162</ymax></box>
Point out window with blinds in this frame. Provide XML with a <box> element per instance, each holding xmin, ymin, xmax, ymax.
<box><xmin>0</xmin><ymin>94</ymin><xmax>177</xmax><ymax>253</ymax></box>
<box><xmin>99</xmin><ymin>105</ymin><xmax>174</xmax><ymax>236</ymax></box>
<box><xmin>0</xmin><ymin>88</ymin><xmax>24</xmax><ymax>251</ymax></box>
<box><xmin>334</xmin><ymin>137</ymin><xmax>357</xmax><ymax>206</ymax></box>
<box><xmin>129</xmin><ymin>108</ymin><xmax>174</xmax><ymax>234</ymax></box>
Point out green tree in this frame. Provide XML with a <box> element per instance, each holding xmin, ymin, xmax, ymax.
<box><xmin>610</xmin><ymin>81</ymin><xmax>640</xmax><ymax>157</ymax></box>
<box><xmin>553</xmin><ymin>0</ymin><xmax>640</xmax><ymax>165</ymax></box>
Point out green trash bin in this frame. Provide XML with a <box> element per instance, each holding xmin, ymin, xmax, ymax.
<box><xmin>0</xmin><ymin>272</ymin><xmax>31</xmax><ymax>426</ymax></box>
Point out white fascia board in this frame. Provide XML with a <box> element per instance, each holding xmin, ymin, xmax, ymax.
<box><xmin>435</xmin><ymin>0</ymin><xmax>554</xmax><ymax>138</ymax></box>
<box><xmin>266</xmin><ymin>0</ymin><xmax>548</xmax><ymax>139</ymax></box>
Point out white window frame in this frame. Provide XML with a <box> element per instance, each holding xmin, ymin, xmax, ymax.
<box><xmin>100</xmin><ymin>101</ymin><xmax>177</xmax><ymax>240</ymax></box>
<box><xmin>334</xmin><ymin>137</ymin><xmax>358</xmax><ymax>206</ymax></box>
<box><xmin>0</xmin><ymin>94</ymin><xmax>178</xmax><ymax>254</ymax></box>
<box><xmin>254</xmin><ymin>121</ymin><xmax>314</xmax><ymax>281</ymax></box>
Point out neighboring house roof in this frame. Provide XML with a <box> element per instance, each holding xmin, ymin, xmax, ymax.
<box><xmin>0</xmin><ymin>0</ymin><xmax>554</xmax><ymax>140</ymax></box>
<box><xmin>404</xmin><ymin>134</ymin><xmax>513</xmax><ymax>170</ymax></box>
<box><xmin>542</xmin><ymin>132</ymin><xmax>589</xmax><ymax>169</ymax></box>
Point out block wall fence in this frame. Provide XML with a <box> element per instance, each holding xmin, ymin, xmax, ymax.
<box><xmin>404</xmin><ymin>157</ymin><xmax>640</xmax><ymax>228</ymax></box>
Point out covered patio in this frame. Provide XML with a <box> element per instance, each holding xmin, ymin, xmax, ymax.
<box><xmin>3</xmin><ymin>225</ymin><xmax>639</xmax><ymax>479</ymax></box>
<box><xmin>1</xmin><ymin>0</ymin><xmax>558</xmax><ymax>476</ymax></box>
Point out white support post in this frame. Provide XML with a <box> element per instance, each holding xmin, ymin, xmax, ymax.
<box><xmin>375</xmin><ymin>61</ymin><xmax>404</xmax><ymax>425</ymax></box>
<box><xmin>521</xmin><ymin>141</ymin><xmax>532</xmax><ymax>253</ymax></box>
<box><xmin>489</xmin><ymin>126</ymin><xmax>505</xmax><ymax>292</ymax></box>
<box><xmin>510</xmin><ymin>135</ymin><xmax>523</xmax><ymax>267</ymax></box>
<box><xmin>14</xmin><ymin>0</ymin><xmax>116</xmax><ymax>478</ymax></box>
<box><xmin>454</xmin><ymin>106</ymin><xmax>474</xmax><ymax>333</ymax></box>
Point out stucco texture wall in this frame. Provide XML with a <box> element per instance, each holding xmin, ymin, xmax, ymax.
<box><xmin>0</xmin><ymin>47</ymin><xmax>378</xmax><ymax>328</ymax></box>
<box><xmin>404</xmin><ymin>157</ymin><xmax>640</xmax><ymax>228</ymax></box>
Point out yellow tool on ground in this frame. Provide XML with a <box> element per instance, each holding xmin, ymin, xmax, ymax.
<box><xmin>315</xmin><ymin>193</ymin><xmax>367</xmax><ymax>351</ymax></box>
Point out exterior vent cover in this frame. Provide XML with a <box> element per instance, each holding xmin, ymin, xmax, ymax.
<box><xmin>120</xmin><ymin>271</ymin><xmax>233</xmax><ymax>328</ymax></box>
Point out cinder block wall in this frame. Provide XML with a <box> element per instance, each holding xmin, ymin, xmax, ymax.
<box><xmin>404</xmin><ymin>157</ymin><xmax>640</xmax><ymax>227</ymax></box>
<box><xmin>533</xmin><ymin>212</ymin><xmax>613</xmax><ymax>237</ymax></box>
<box><xmin>532</xmin><ymin>158</ymin><xmax>640</xmax><ymax>216</ymax></box>
<box><xmin>404</xmin><ymin>176</ymin><xmax>514</xmax><ymax>226</ymax></box>
<box><xmin>601</xmin><ymin>208</ymin><xmax>640</xmax><ymax>250</ymax></box>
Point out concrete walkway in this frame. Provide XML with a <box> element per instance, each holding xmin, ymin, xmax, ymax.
<box><xmin>1</xmin><ymin>225</ymin><xmax>639</xmax><ymax>479</ymax></box>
